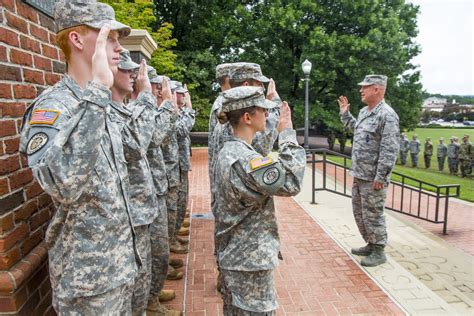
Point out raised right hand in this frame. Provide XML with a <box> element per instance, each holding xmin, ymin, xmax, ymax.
<box><xmin>135</xmin><ymin>59</ymin><xmax>151</xmax><ymax>93</ymax></box>
<box><xmin>337</xmin><ymin>96</ymin><xmax>350</xmax><ymax>113</ymax></box>
<box><xmin>277</xmin><ymin>101</ymin><xmax>293</xmax><ymax>132</ymax></box>
<box><xmin>92</xmin><ymin>25</ymin><xmax>114</xmax><ymax>88</ymax></box>
<box><xmin>161</xmin><ymin>78</ymin><xmax>172</xmax><ymax>103</ymax></box>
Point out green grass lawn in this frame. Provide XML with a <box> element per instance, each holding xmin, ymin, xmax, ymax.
<box><xmin>326</xmin><ymin>155</ymin><xmax>473</xmax><ymax>202</ymax></box>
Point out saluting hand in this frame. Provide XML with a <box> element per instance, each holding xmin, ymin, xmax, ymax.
<box><xmin>277</xmin><ymin>101</ymin><xmax>293</xmax><ymax>132</ymax></box>
<box><xmin>338</xmin><ymin>96</ymin><xmax>350</xmax><ymax>113</ymax></box>
<box><xmin>266</xmin><ymin>79</ymin><xmax>280</xmax><ymax>101</ymax></box>
<box><xmin>160</xmin><ymin>78</ymin><xmax>172</xmax><ymax>106</ymax></box>
<box><xmin>135</xmin><ymin>59</ymin><xmax>152</xmax><ymax>93</ymax></box>
<box><xmin>92</xmin><ymin>25</ymin><xmax>114</xmax><ymax>88</ymax></box>
<box><xmin>184</xmin><ymin>85</ymin><xmax>192</xmax><ymax>109</ymax></box>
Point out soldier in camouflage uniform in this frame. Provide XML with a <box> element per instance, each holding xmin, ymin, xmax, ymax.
<box><xmin>214</xmin><ymin>86</ymin><xmax>305</xmax><ymax>315</ymax></box>
<box><xmin>423</xmin><ymin>137</ymin><xmax>433</xmax><ymax>169</ymax></box>
<box><xmin>139</xmin><ymin>73</ymin><xmax>182</xmax><ymax>315</ymax></box>
<box><xmin>447</xmin><ymin>136</ymin><xmax>460</xmax><ymax>175</ymax></box>
<box><xmin>399</xmin><ymin>133</ymin><xmax>410</xmax><ymax>165</ymax></box>
<box><xmin>437</xmin><ymin>138</ymin><xmax>448</xmax><ymax>172</ymax></box>
<box><xmin>173</xmin><ymin>83</ymin><xmax>196</xmax><ymax>250</ymax></box>
<box><xmin>19</xmin><ymin>1</ymin><xmax>138</xmax><ymax>313</ymax></box>
<box><xmin>459</xmin><ymin>135</ymin><xmax>472</xmax><ymax>177</ymax></box>
<box><xmin>339</xmin><ymin>75</ymin><xmax>400</xmax><ymax>267</ymax></box>
<box><xmin>409</xmin><ymin>134</ymin><xmax>421</xmax><ymax>167</ymax></box>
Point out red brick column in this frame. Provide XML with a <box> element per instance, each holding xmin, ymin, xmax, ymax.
<box><xmin>0</xmin><ymin>0</ymin><xmax>65</xmax><ymax>314</ymax></box>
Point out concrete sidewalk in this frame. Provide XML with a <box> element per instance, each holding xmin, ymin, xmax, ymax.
<box><xmin>162</xmin><ymin>148</ymin><xmax>473</xmax><ymax>315</ymax></box>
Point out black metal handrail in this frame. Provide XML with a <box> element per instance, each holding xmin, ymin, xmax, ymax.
<box><xmin>306</xmin><ymin>149</ymin><xmax>461</xmax><ymax>234</ymax></box>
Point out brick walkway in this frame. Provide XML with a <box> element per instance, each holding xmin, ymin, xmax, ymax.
<box><xmin>162</xmin><ymin>148</ymin><xmax>403</xmax><ymax>315</ymax></box>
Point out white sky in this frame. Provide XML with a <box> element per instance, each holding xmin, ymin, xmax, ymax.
<box><xmin>409</xmin><ymin>0</ymin><xmax>473</xmax><ymax>95</ymax></box>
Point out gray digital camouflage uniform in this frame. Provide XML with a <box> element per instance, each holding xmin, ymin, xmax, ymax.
<box><xmin>214</xmin><ymin>86</ymin><xmax>306</xmax><ymax>314</ymax></box>
<box><xmin>409</xmin><ymin>138</ymin><xmax>420</xmax><ymax>167</ymax></box>
<box><xmin>399</xmin><ymin>135</ymin><xmax>409</xmax><ymax>165</ymax></box>
<box><xmin>458</xmin><ymin>137</ymin><xmax>472</xmax><ymax>177</ymax></box>
<box><xmin>340</xmin><ymin>99</ymin><xmax>400</xmax><ymax>247</ymax></box>
<box><xmin>19</xmin><ymin>76</ymin><xmax>138</xmax><ymax>313</ymax></box>
<box><xmin>423</xmin><ymin>139</ymin><xmax>433</xmax><ymax>169</ymax></box>
<box><xmin>176</xmin><ymin>107</ymin><xmax>196</xmax><ymax>234</ymax></box>
<box><xmin>447</xmin><ymin>140</ymin><xmax>460</xmax><ymax>174</ymax></box>
<box><xmin>437</xmin><ymin>141</ymin><xmax>447</xmax><ymax>171</ymax></box>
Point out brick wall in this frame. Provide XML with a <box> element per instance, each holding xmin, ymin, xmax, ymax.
<box><xmin>0</xmin><ymin>0</ymin><xmax>65</xmax><ymax>314</ymax></box>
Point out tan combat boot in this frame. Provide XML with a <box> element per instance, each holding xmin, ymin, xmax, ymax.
<box><xmin>176</xmin><ymin>236</ymin><xmax>189</xmax><ymax>246</ymax></box>
<box><xmin>158</xmin><ymin>289</ymin><xmax>176</xmax><ymax>302</ymax></box>
<box><xmin>181</xmin><ymin>218</ymin><xmax>190</xmax><ymax>228</ymax></box>
<box><xmin>169</xmin><ymin>239</ymin><xmax>188</xmax><ymax>254</ymax></box>
<box><xmin>147</xmin><ymin>295</ymin><xmax>182</xmax><ymax>315</ymax></box>
<box><xmin>166</xmin><ymin>265</ymin><xmax>183</xmax><ymax>280</ymax></box>
<box><xmin>177</xmin><ymin>227</ymin><xmax>189</xmax><ymax>236</ymax></box>
<box><xmin>169</xmin><ymin>257</ymin><xmax>184</xmax><ymax>269</ymax></box>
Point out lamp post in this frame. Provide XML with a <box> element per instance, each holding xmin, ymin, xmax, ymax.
<box><xmin>301</xmin><ymin>59</ymin><xmax>312</xmax><ymax>150</ymax></box>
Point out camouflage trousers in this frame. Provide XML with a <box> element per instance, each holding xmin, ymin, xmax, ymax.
<box><xmin>399</xmin><ymin>151</ymin><xmax>408</xmax><ymax>165</ymax></box>
<box><xmin>53</xmin><ymin>280</ymin><xmax>134</xmax><ymax>315</ymax></box>
<box><xmin>132</xmin><ymin>225</ymin><xmax>152</xmax><ymax>316</ymax></box>
<box><xmin>424</xmin><ymin>154</ymin><xmax>432</xmax><ymax>168</ymax></box>
<box><xmin>459</xmin><ymin>159</ymin><xmax>472</xmax><ymax>176</ymax></box>
<box><xmin>175</xmin><ymin>169</ymin><xmax>189</xmax><ymax>235</ymax></box>
<box><xmin>448</xmin><ymin>157</ymin><xmax>458</xmax><ymax>174</ymax></box>
<box><xmin>149</xmin><ymin>196</ymin><xmax>170</xmax><ymax>297</ymax></box>
<box><xmin>437</xmin><ymin>156</ymin><xmax>446</xmax><ymax>171</ymax></box>
<box><xmin>221</xmin><ymin>269</ymin><xmax>277</xmax><ymax>315</ymax></box>
<box><xmin>410</xmin><ymin>153</ymin><xmax>418</xmax><ymax>167</ymax></box>
<box><xmin>352</xmin><ymin>178</ymin><xmax>388</xmax><ymax>246</ymax></box>
<box><xmin>166</xmin><ymin>186</ymin><xmax>179</xmax><ymax>240</ymax></box>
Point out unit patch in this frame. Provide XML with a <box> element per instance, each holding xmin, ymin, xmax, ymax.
<box><xmin>27</xmin><ymin>133</ymin><xmax>49</xmax><ymax>155</ymax></box>
<box><xmin>249</xmin><ymin>156</ymin><xmax>273</xmax><ymax>170</ymax></box>
<box><xmin>262</xmin><ymin>167</ymin><xmax>280</xmax><ymax>185</ymax></box>
<box><xmin>30</xmin><ymin>109</ymin><xmax>60</xmax><ymax>125</ymax></box>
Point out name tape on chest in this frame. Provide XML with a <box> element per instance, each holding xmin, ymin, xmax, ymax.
<box><xmin>30</xmin><ymin>109</ymin><xmax>60</xmax><ymax>125</ymax></box>
<box><xmin>27</xmin><ymin>132</ymin><xmax>49</xmax><ymax>155</ymax></box>
<box><xmin>249</xmin><ymin>156</ymin><xmax>273</xmax><ymax>170</ymax></box>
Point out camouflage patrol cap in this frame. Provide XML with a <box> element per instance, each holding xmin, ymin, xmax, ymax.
<box><xmin>170</xmin><ymin>80</ymin><xmax>187</xmax><ymax>93</ymax></box>
<box><xmin>54</xmin><ymin>0</ymin><xmax>131</xmax><ymax>37</ymax></box>
<box><xmin>221</xmin><ymin>86</ymin><xmax>276</xmax><ymax>113</ymax></box>
<box><xmin>216</xmin><ymin>63</ymin><xmax>234</xmax><ymax>79</ymax></box>
<box><xmin>147</xmin><ymin>66</ymin><xmax>158</xmax><ymax>81</ymax></box>
<box><xmin>358</xmin><ymin>74</ymin><xmax>388</xmax><ymax>87</ymax></box>
<box><xmin>118</xmin><ymin>50</ymin><xmax>139</xmax><ymax>71</ymax></box>
<box><xmin>229</xmin><ymin>62</ymin><xmax>270</xmax><ymax>83</ymax></box>
<box><xmin>150</xmin><ymin>75</ymin><xmax>167</xmax><ymax>85</ymax></box>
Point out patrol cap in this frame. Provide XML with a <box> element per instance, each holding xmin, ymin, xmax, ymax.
<box><xmin>216</xmin><ymin>63</ymin><xmax>234</xmax><ymax>79</ymax></box>
<box><xmin>170</xmin><ymin>80</ymin><xmax>186</xmax><ymax>93</ymax></box>
<box><xmin>426</xmin><ymin>137</ymin><xmax>431</xmax><ymax>141</ymax></box>
<box><xmin>221</xmin><ymin>86</ymin><xmax>276</xmax><ymax>113</ymax></box>
<box><xmin>118</xmin><ymin>50</ymin><xmax>139</xmax><ymax>70</ymax></box>
<box><xmin>358</xmin><ymin>74</ymin><xmax>388</xmax><ymax>87</ymax></box>
<box><xmin>147</xmin><ymin>66</ymin><xmax>158</xmax><ymax>81</ymax></box>
<box><xmin>150</xmin><ymin>75</ymin><xmax>168</xmax><ymax>85</ymax></box>
<box><xmin>463</xmin><ymin>134</ymin><xmax>470</xmax><ymax>138</ymax></box>
<box><xmin>229</xmin><ymin>62</ymin><xmax>270</xmax><ymax>83</ymax></box>
<box><xmin>54</xmin><ymin>0</ymin><xmax>131</xmax><ymax>37</ymax></box>
<box><xmin>440</xmin><ymin>137</ymin><xmax>444</xmax><ymax>141</ymax></box>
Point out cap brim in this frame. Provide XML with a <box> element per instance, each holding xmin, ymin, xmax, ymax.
<box><xmin>176</xmin><ymin>88</ymin><xmax>188</xmax><ymax>93</ymax></box>
<box><xmin>150</xmin><ymin>77</ymin><xmax>162</xmax><ymax>84</ymax></box>
<box><xmin>119</xmin><ymin>61</ymin><xmax>140</xmax><ymax>70</ymax></box>
<box><xmin>357</xmin><ymin>81</ymin><xmax>373</xmax><ymax>86</ymax></box>
<box><xmin>257</xmin><ymin>99</ymin><xmax>278</xmax><ymax>109</ymax></box>
<box><xmin>253</xmin><ymin>75</ymin><xmax>270</xmax><ymax>83</ymax></box>
<box><xmin>85</xmin><ymin>20</ymin><xmax>131</xmax><ymax>38</ymax></box>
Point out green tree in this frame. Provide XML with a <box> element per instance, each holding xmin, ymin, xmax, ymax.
<box><xmin>100</xmin><ymin>0</ymin><xmax>178</xmax><ymax>75</ymax></box>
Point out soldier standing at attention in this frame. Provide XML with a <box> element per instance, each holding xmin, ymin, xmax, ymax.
<box><xmin>19</xmin><ymin>0</ymin><xmax>138</xmax><ymax>313</ymax></box>
<box><xmin>409</xmin><ymin>134</ymin><xmax>421</xmax><ymax>167</ymax></box>
<box><xmin>214</xmin><ymin>86</ymin><xmax>305</xmax><ymax>315</ymax></box>
<box><xmin>437</xmin><ymin>137</ymin><xmax>448</xmax><ymax>172</ymax></box>
<box><xmin>447</xmin><ymin>136</ymin><xmax>460</xmax><ymax>175</ymax></box>
<box><xmin>459</xmin><ymin>135</ymin><xmax>472</xmax><ymax>177</ymax></box>
<box><xmin>327</xmin><ymin>131</ymin><xmax>336</xmax><ymax>150</ymax></box>
<box><xmin>399</xmin><ymin>133</ymin><xmax>410</xmax><ymax>165</ymax></box>
<box><xmin>423</xmin><ymin>137</ymin><xmax>433</xmax><ymax>169</ymax></box>
<box><xmin>338</xmin><ymin>75</ymin><xmax>400</xmax><ymax>267</ymax></box>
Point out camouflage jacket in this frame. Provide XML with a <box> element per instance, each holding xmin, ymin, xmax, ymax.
<box><xmin>458</xmin><ymin>141</ymin><xmax>472</xmax><ymax>160</ymax></box>
<box><xmin>424</xmin><ymin>142</ymin><xmax>433</xmax><ymax>156</ymax></box>
<box><xmin>110</xmin><ymin>92</ymin><xmax>161</xmax><ymax>226</ymax></box>
<box><xmin>437</xmin><ymin>144</ymin><xmax>447</xmax><ymax>157</ymax></box>
<box><xmin>213</xmin><ymin>129</ymin><xmax>305</xmax><ymax>271</ymax></box>
<box><xmin>340</xmin><ymin>99</ymin><xmax>400</xmax><ymax>183</ymax></box>
<box><xmin>19</xmin><ymin>76</ymin><xmax>137</xmax><ymax>299</ymax></box>
<box><xmin>447</xmin><ymin>143</ymin><xmax>460</xmax><ymax>158</ymax></box>
<box><xmin>161</xmin><ymin>114</ymin><xmax>180</xmax><ymax>188</ymax></box>
<box><xmin>409</xmin><ymin>140</ymin><xmax>420</xmax><ymax>154</ymax></box>
<box><xmin>400</xmin><ymin>137</ymin><xmax>410</xmax><ymax>152</ymax></box>
<box><xmin>176</xmin><ymin>107</ymin><xmax>196</xmax><ymax>171</ymax></box>
<box><xmin>146</xmin><ymin>100</ymin><xmax>177</xmax><ymax>195</ymax></box>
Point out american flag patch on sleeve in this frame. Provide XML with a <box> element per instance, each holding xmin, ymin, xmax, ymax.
<box><xmin>249</xmin><ymin>156</ymin><xmax>273</xmax><ymax>170</ymax></box>
<box><xmin>30</xmin><ymin>109</ymin><xmax>60</xmax><ymax>125</ymax></box>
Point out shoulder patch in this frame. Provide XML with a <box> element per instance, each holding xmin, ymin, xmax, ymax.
<box><xmin>249</xmin><ymin>156</ymin><xmax>273</xmax><ymax>170</ymax></box>
<box><xmin>27</xmin><ymin>132</ymin><xmax>49</xmax><ymax>155</ymax></box>
<box><xmin>30</xmin><ymin>109</ymin><xmax>60</xmax><ymax>125</ymax></box>
<box><xmin>262</xmin><ymin>167</ymin><xmax>280</xmax><ymax>185</ymax></box>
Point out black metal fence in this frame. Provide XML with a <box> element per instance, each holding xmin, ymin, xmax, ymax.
<box><xmin>307</xmin><ymin>149</ymin><xmax>461</xmax><ymax>234</ymax></box>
